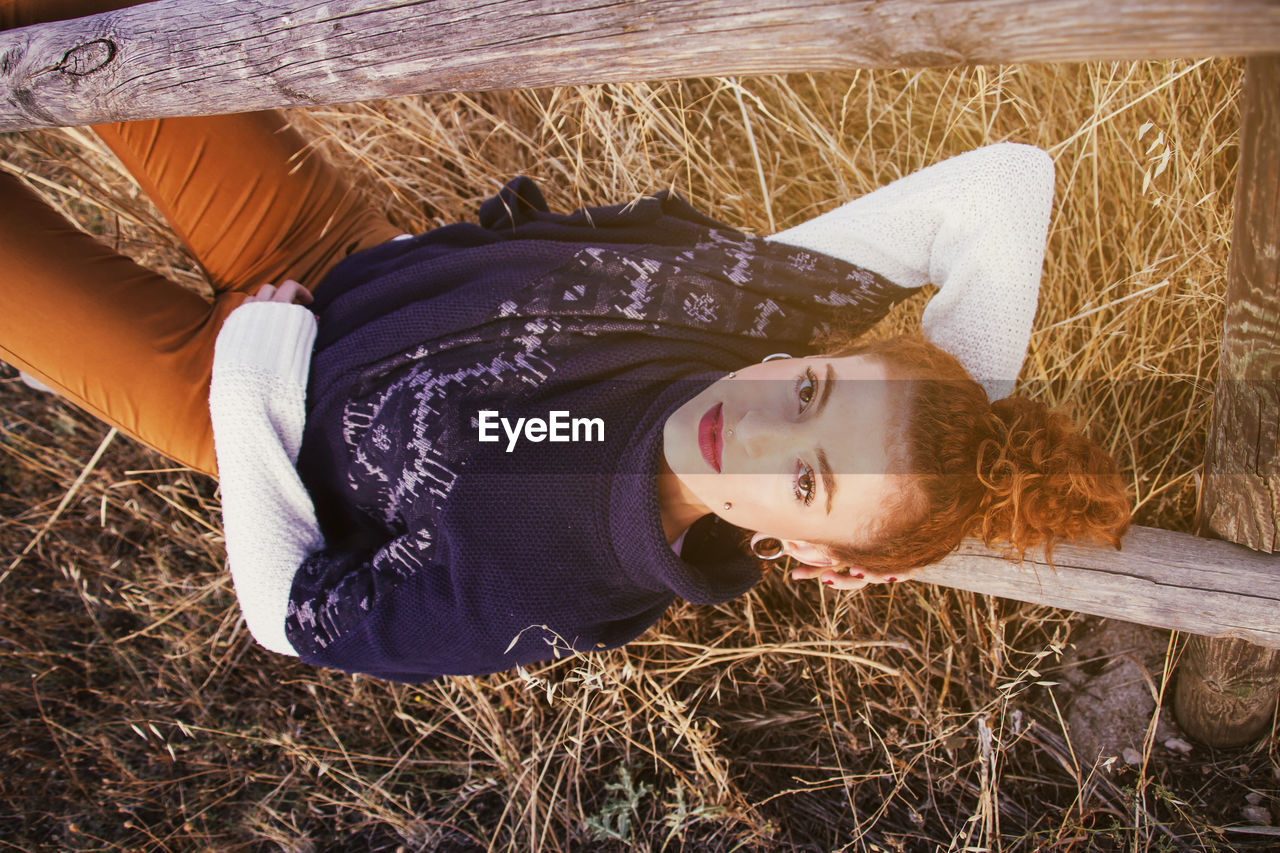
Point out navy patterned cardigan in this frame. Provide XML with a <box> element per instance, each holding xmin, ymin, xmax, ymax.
<box><xmin>289</xmin><ymin>178</ymin><xmax>912</xmax><ymax>682</ymax></box>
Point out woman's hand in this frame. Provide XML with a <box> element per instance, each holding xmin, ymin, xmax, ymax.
<box><xmin>244</xmin><ymin>280</ymin><xmax>313</xmax><ymax>306</ymax></box>
<box><xmin>790</xmin><ymin>563</ymin><xmax>916</xmax><ymax>590</ymax></box>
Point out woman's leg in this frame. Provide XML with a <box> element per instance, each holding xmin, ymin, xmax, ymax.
<box><xmin>0</xmin><ymin>170</ymin><xmax>230</xmax><ymax>475</ymax></box>
<box><xmin>1</xmin><ymin>1</ymin><xmax>402</xmax><ymax>476</ymax></box>
<box><xmin>91</xmin><ymin>112</ymin><xmax>403</xmax><ymax>295</ymax></box>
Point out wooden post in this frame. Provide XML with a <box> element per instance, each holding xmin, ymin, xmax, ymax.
<box><xmin>1</xmin><ymin>0</ymin><xmax>1280</xmax><ymax>131</ymax></box>
<box><xmin>1172</xmin><ymin>56</ymin><xmax>1280</xmax><ymax>749</ymax></box>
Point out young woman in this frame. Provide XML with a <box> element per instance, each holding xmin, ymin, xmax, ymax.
<box><xmin>1</xmin><ymin>2</ymin><xmax>1130</xmax><ymax>683</ymax></box>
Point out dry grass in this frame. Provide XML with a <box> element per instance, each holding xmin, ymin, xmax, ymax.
<box><xmin>2</xmin><ymin>61</ymin><xmax>1277</xmax><ymax>850</ymax></box>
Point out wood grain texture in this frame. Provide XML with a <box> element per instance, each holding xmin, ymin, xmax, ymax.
<box><xmin>1174</xmin><ymin>55</ymin><xmax>1280</xmax><ymax>748</ymax></box>
<box><xmin>1200</xmin><ymin>56</ymin><xmax>1280</xmax><ymax>553</ymax></box>
<box><xmin>1175</xmin><ymin>636</ymin><xmax>1280</xmax><ymax>747</ymax></box>
<box><xmin>915</xmin><ymin>525</ymin><xmax>1280</xmax><ymax>650</ymax></box>
<box><xmin>2</xmin><ymin>0</ymin><xmax>1280</xmax><ymax>130</ymax></box>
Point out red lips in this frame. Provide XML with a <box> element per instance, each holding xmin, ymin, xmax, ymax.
<box><xmin>698</xmin><ymin>402</ymin><xmax>724</xmax><ymax>472</ymax></box>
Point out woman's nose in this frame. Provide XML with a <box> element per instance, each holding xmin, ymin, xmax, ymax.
<box><xmin>735</xmin><ymin>409</ymin><xmax>789</xmax><ymax>460</ymax></box>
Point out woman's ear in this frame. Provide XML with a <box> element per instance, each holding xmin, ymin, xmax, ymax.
<box><xmin>778</xmin><ymin>539</ymin><xmax>841</xmax><ymax>568</ymax></box>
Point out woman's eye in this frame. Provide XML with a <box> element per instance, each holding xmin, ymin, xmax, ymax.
<box><xmin>794</xmin><ymin>460</ymin><xmax>816</xmax><ymax>506</ymax></box>
<box><xmin>796</xmin><ymin>368</ymin><xmax>817</xmax><ymax>413</ymax></box>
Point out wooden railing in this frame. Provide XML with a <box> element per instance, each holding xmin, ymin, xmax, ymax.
<box><xmin>0</xmin><ymin>0</ymin><xmax>1278</xmax><ymax>130</ymax></box>
<box><xmin>916</xmin><ymin>525</ymin><xmax>1280</xmax><ymax>650</ymax></box>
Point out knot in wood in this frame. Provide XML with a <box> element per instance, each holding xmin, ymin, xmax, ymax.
<box><xmin>58</xmin><ymin>39</ymin><xmax>116</xmax><ymax>77</ymax></box>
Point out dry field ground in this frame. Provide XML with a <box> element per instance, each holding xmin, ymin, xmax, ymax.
<box><xmin>1</xmin><ymin>60</ymin><xmax>1277</xmax><ymax>850</ymax></box>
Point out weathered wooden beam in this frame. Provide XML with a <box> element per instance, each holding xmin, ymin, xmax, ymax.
<box><xmin>2</xmin><ymin>0</ymin><xmax>1280</xmax><ymax>131</ymax></box>
<box><xmin>916</xmin><ymin>525</ymin><xmax>1280</xmax><ymax>650</ymax></box>
<box><xmin>1197</xmin><ymin>59</ymin><xmax>1280</xmax><ymax>555</ymax></box>
<box><xmin>1173</xmin><ymin>55</ymin><xmax>1280</xmax><ymax>748</ymax></box>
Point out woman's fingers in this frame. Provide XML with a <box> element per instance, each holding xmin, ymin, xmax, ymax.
<box><xmin>245</xmin><ymin>280</ymin><xmax>312</xmax><ymax>305</ymax></box>
<box><xmin>246</xmin><ymin>283</ymin><xmax>277</xmax><ymax>303</ymax></box>
<box><xmin>819</xmin><ymin>570</ymin><xmax>872</xmax><ymax>591</ymax></box>
<box><xmin>789</xmin><ymin>565</ymin><xmax>826</xmax><ymax>581</ymax></box>
<box><xmin>790</xmin><ymin>563</ymin><xmax>916</xmax><ymax>590</ymax></box>
<box><xmin>791</xmin><ymin>564</ymin><xmax>871</xmax><ymax>589</ymax></box>
<box><xmin>275</xmin><ymin>279</ymin><xmax>313</xmax><ymax>305</ymax></box>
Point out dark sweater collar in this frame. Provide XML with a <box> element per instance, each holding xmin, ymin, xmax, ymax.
<box><xmin>608</xmin><ymin>373</ymin><xmax>761</xmax><ymax>604</ymax></box>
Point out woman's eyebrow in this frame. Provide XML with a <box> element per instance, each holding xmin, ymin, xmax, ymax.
<box><xmin>814</xmin><ymin>363</ymin><xmax>836</xmax><ymax>417</ymax></box>
<box><xmin>815</xmin><ymin>363</ymin><xmax>837</xmax><ymax>514</ymax></box>
<box><xmin>817</xmin><ymin>447</ymin><xmax>837</xmax><ymax>515</ymax></box>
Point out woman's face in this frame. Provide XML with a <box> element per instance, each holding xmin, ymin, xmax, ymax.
<box><xmin>662</xmin><ymin>353</ymin><xmax>897</xmax><ymax>558</ymax></box>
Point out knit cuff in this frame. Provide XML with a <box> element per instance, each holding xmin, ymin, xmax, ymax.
<box><xmin>213</xmin><ymin>302</ymin><xmax>317</xmax><ymax>390</ymax></box>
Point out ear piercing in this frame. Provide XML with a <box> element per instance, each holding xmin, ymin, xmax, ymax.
<box><xmin>723</xmin><ymin>502</ymin><xmax>733</xmax><ymax>511</ymax></box>
<box><xmin>727</xmin><ymin>371</ymin><xmax>736</xmax><ymax>378</ymax></box>
<box><xmin>761</xmin><ymin>352</ymin><xmax>793</xmax><ymax>363</ymax></box>
<box><xmin>725</xmin><ymin>429</ymin><xmax>734</xmax><ymax>437</ymax></box>
<box><xmin>749</xmin><ymin>535</ymin><xmax>785</xmax><ymax>560</ymax></box>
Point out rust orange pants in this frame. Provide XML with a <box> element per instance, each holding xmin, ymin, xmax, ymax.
<box><xmin>0</xmin><ymin>0</ymin><xmax>402</xmax><ymax>476</ymax></box>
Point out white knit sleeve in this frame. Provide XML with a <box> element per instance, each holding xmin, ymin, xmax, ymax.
<box><xmin>766</xmin><ymin>143</ymin><xmax>1055</xmax><ymax>400</ymax></box>
<box><xmin>209</xmin><ymin>302</ymin><xmax>324</xmax><ymax>656</ymax></box>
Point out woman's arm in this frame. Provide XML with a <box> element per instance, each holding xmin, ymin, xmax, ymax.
<box><xmin>208</xmin><ymin>299</ymin><xmax>322</xmax><ymax>656</ymax></box>
<box><xmin>766</xmin><ymin>143</ymin><xmax>1056</xmax><ymax>400</ymax></box>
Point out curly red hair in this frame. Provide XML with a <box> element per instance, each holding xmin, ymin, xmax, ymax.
<box><xmin>819</xmin><ymin>333</ymin><xmax>1132</xmax><ymax>572</ymax></box>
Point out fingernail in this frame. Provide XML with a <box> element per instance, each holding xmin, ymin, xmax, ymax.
<box><xmin>852</xmin><ymin>572</ymin><xmax>864</xmax><ymax>579</ymax></box>
<box><xmin>887</xmin><ymin>576</ymin><xmax>898</xmax><ymax>583</ymax></box>
<box><xmin>822</xmin><ymin>579</ymin><xmax>833</xmax><ymax>586</ymax></box>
